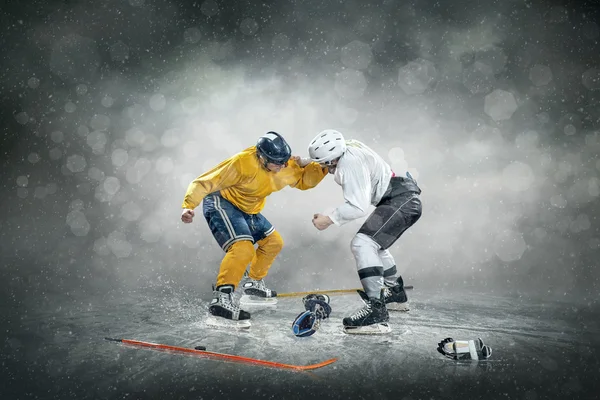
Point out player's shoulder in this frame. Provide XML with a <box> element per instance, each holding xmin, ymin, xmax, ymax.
<box><xmin>235</xmin><ymin>146</ymin><xmax>260</xmax><ymax>174</ymax></box>
<box><xmin>338</xmin><ymin>148</ymin><xmax>362</xmax><ymax>167</ymax></box>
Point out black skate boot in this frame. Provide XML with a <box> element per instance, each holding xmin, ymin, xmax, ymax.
<box><xmin>342</xmin><ymin>290</ymin><xmax>391</xmax><ymax>335</ymax></box>
<box><xmin>384</xmin><ymin>276</ymin><xmax>410</xmax><ymax>311</ymax></box>
<box><xmin>207</xmin><ymin>285</ymin><xmax>251</xmax><ymax>329</ymax></box>
<box><xmin>240</xmin><ymin>272</ymin><xmax>278</xmax><ymax>306</ymax></box>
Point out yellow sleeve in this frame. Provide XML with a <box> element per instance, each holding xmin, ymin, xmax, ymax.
<box><xmin>288</xmin><ymin>159</ymin><xmax>328</xmax><ymax>190</ymax></box>
<box><xmin>181</xmin><ymin>157</ymin><xmax>246</xmax><ymax>209</ymax></box>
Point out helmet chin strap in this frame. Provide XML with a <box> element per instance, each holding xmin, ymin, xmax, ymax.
<box><xmin>257</xmin><ymin>154</ymin><xmax>271</xmax><ymax>170</ymax></box>
<box><xmin>321</xmin><ymin>156</ymin><xmax>341</xmax><ymax>173</ymax></box>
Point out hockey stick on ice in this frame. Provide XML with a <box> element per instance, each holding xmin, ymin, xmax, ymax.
<box><xmin>105</xmin><ymin>337</ymin><xmax>337</xmax><ymax>371</ymax></box>
<box><xmin>279</xmin><ymin>286</ymin><xmax>413</xmax><ymax>298</ymax></box>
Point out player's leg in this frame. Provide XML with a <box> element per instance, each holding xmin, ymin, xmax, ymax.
<box><xmin>379</xmin><ymin>249</ymin><xmax>409</xmax><ymax>311</ymax></box>
<box><xmin>342</xmin><ymin>232</ymin><xmax>390</xmax><ymax>334</ymax></box>
<box><xmin>202</xmin><ymin>194</ymin><xmax>256</xmax><ymax>325</ymax></box>
<box><xmin>360</xmin><ymin>192</ymin><xmax>422</xmax><ymax>311</ymax></box>
<box><xmin>343</xmin><ymin>193</ymin><xmax>421</xmax><ymax>333</ymax></box>
<box><xmin>240</xmin><ymin>213</ymin><xmax>282</xmax><ymax>302</ymax></box>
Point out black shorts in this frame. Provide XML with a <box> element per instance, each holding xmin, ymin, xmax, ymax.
<box><xmin>358</xmin><ymin>178</ymin><xmax>422</xmax><ymax>250</ymax></box>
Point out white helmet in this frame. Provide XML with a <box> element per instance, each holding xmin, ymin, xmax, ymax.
<box><xmin>308</xmin><ymin>129</ymin><xmax>346</xmax><ymax>164</ymax></box>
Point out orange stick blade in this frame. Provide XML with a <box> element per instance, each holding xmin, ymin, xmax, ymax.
<box><xmin>112</xmin><ymin>338</ymin><xmax>337</xmax><ymax>371</ymax></box>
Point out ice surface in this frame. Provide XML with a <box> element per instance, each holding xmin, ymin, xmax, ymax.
<box><xmin>2</xmin><ymin>287</ymin><xmax>599</xmax><ymax>399</ymax></box>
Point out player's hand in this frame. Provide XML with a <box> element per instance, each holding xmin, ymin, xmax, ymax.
<box><xmin>291</xmin><ymin>155</ymin><xmax>311</xmax><ymax>167</ymax></box>
<box><xmin>312</xmin><ymin>213</ymin><xmax>333</xmax><ymax>230</ymax></box>
<box><xmin>181</xmin><ymin>209</ymin><xmax>195</xmax><ymax>223</ymax></box>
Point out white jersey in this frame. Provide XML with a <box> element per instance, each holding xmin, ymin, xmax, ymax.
<box><xmin>325</xmin><ymin>139</ymin><xmax>394</xmax><ymax>226</ymax></box>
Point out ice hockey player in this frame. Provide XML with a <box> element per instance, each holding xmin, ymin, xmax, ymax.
<box><xmin>305</xmin><ymin>129</ymin><xmax>422</xmax><ymax>334</ymax></box>
<box><xmin>180</xmin><ymin>131</ymin><xmax>328</xmax><ymax>329</ymax></box>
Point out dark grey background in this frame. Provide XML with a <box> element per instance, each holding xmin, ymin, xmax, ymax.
<box><xmin>1</xmin><ymin>0</ymin><xmax>599</xmax><ymax>398</ymax></box>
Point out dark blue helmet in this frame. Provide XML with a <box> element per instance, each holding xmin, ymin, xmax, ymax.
<box><xmin>256</xmin><ymin>131</ymin><xmax>292</xmax><ymax>165</ymax></box>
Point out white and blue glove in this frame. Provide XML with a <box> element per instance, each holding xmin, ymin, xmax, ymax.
<box><xmin>437</xmin><ymin>337</ymin><xmax>492</xmax><ymax>360</ymax></box>
<box><xmin>291</xmin><ymin>294</ymin><xmax>331</xmax><ymax>337</ymax></box>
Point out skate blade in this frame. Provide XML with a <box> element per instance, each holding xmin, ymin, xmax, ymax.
<box><xmin>205</xmin><ymin>315</ymin><xmax>251</xmax><ymax>330</ymax></box>
<box><xmin>343</xmin><ymin>323</ymin><xmax>392</xmax><ymax>335</ymax></box>
<box><xmin>239</xmin><ymin>294</ymin><xmax>278</xmax><ymax>307</ymax></box>
<box><xmin>387</xmin><ymin>301</ymin><xmax>410</xmax><ymax>312</ymax></box>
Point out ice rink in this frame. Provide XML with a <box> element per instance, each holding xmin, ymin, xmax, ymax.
<box><xmin>3</xmin><ymin>285</ymin><xmax>599</xmax><ymax>399</ymax></box>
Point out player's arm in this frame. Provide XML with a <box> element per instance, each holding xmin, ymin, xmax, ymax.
<box><xmin>181</xmin><ymin>157</ymin><xmax>245</xmax><ymax>211</ymax></box>
<box><xmin>287</xmin><ymin>157</ymin><xmax>328</xmax><ymax>190</ymax></box>
<box><xmin>325</xmin><ymin>164</ymin><xmax>372</xmax><ymax>226</ymax></box>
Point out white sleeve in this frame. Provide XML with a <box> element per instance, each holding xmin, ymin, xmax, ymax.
<box><xmin>325</xmin><ymin>163</ymin><xmax>372</xmax><ymax>226</ymax></box>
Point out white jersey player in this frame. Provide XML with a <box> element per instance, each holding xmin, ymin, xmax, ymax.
<box><xmin>307</xmin><ymin>129</ymin><xmax>422</xmax><ymax>334</ymax></box>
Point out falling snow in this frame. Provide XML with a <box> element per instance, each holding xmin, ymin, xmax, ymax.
<box><xmin>2</xmin><ymin>0</ymin><xmax>600</xmax><ymax>398</ymax></box>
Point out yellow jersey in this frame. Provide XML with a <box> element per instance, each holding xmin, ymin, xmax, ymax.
<box><xmin>182</xmin><ymin>146</ymin><xmax>327</xmax><ymax>214</ymax></box>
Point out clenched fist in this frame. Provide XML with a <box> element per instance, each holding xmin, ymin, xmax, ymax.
<box><xmin>290</xmin><ymin>155</ymin><xmax>312</xmax><ymax>167</ymax></box>
<box><xmin>181</xmin><ymin>209</ymin><xmax>195</xmax><ymax>223</ymax></box>
<box><xmin>312</xmin><ymin>213</ymin><xmax>333</xmax><ymax>231</ymax></box>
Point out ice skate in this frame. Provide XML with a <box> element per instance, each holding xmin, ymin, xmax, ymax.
<box><xmin>343</xmin><ymin>290</ymin><xmax>391</xmax><ymax>335</ymax></box>
<box><xmin>384</xmin><ymin>276</ymin><xmax>410</xmax><ymax>312</ymax></box>
<box><xmin>239</xmin><ymin>272</ymin><xmax>278</xmax><ymax>307</ymax></box>
<box><xmin>206</xmin><ymin>285</ymin><xmax>251</xmax><ymax>330</ymax></box>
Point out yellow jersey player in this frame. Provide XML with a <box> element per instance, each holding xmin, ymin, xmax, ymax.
<box><xmin>180</xmin><ymin>131</ymin><xmax>327</xmax><ymax>329</ymax></box>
